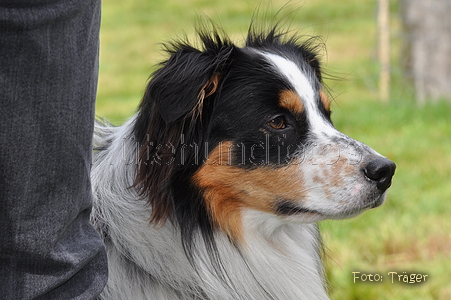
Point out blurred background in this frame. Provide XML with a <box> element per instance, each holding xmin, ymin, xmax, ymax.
<box><xmin>96</xmin><ymin>0</ymin><xmax>451</xmax><ymax>299</ymax></box>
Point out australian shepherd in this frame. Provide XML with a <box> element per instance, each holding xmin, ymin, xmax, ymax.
<box><xmin>91</xmin><ymin>20</ymin><xmax>396</xmax><ymax>300</ymax></box>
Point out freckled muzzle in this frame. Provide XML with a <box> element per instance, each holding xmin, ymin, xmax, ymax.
<box><xmin>324</xmin><ymin>134</ymin><xmax>396</xmax><ymax>194</ymax></box>
<box><xmin>289</xmin><ymin>133</ymin><xmax>397</xmax><ymax>219</ymax></box>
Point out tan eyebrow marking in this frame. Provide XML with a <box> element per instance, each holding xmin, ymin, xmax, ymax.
<box><xmin>279</xmin><ymin>90</ymin><xmax>304</xmax><ymax>115</ymax></box>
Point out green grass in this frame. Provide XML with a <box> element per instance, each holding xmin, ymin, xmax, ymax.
<box><xmin>96</xmin><ymin>1</ymin><xmax>451</xmax><ymax>299</ymax></box>
<box><xmin>321</xmin><ymin>99</ymin><xmax>451</xmax><ymax>299</ymax></box>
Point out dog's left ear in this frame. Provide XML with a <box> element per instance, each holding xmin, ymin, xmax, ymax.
<box><xmin>145</xmin><ymin>44</ymin><xmax>234</xmax><ymax>124</ymax></box>
<box><xmin>132</xmin><ymin>37</ymin><xmax>235</xmax><ymax>226</ymax></box>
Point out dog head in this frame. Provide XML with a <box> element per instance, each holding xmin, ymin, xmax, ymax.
<box><xmin>133</xmin><ymin>24</ymin><xmax>396</xmax><ymax>243</ymax></box>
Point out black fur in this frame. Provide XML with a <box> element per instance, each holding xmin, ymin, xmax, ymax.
<box><xmin>132</xmin><ymin>22</ymin><xmax>325</xmax><ymax>262</ymax></box>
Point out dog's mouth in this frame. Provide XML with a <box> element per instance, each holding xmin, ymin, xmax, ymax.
<box><xmin>328</xmin><ymin>194</ymin><xmax>387</xmax><ymax>220</ymax></box>
<box><xmin>275</xmin><ymin>194</ymin><xmax>386</xmax><ymax>221</ymax></box>
<box><xmin>274</xmin><ymin>201</ymin><xmax>320</xmax><ymax>216</ymax></box>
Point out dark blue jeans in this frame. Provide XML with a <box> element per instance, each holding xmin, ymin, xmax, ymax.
<box><xmin>0</xmin><ymin>1</ymin><xmax>108</xmax><ymax>299</ymax></box>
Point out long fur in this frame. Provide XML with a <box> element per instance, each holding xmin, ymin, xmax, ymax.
<box><xmin>91</xmin><ymin>20</ymin><xmax>395</xmax><ymax>300</ymax></box>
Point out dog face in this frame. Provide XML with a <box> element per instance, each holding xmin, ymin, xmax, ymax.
<box><xmin>133</xmin><ymin>26</ymin><xmax>395</xmax><ymax>242</ymax></box>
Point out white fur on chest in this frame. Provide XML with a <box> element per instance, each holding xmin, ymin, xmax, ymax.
<box><xmin>91</xmin><ymin>122</ymin><xmax>329</xmax><ymax>300</ymax></box>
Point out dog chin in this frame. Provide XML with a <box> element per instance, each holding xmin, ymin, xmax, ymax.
<box><xmin>371</xmin><ymin>193</ymin><xmax>387</xmax><ymax>208</ymax></box>
<box><xmin>279</xmin><ymin>195</ymin><xmax>387</xmax><ymax>223</ymax></box>
<box><xmin>329</xmin><ymin>194</ymin><xmax>387</xmax><ymax>220</ymax></box>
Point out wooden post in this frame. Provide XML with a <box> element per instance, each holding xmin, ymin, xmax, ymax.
<box><xmin>400</xmin><ymin>0</ymin><xmax>451</xmax><ymax>104</ymax></box>
<box><xmin>378</xmin><ymin>0</ymin><xmax>390</xmax><ymax>103</ymax></box>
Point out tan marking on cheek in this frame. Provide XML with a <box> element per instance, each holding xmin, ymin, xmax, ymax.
<box><xmin>279</xmin><ymin>90</ymin><xmax>304</xmax><ymax>115</ymax></box>
<box><xmin>320</xmin><ymin>90</ymin><xmax>331</xmax><ymax>112</ymax></box>
<box><xmin>203</xmin><ymin>141</ymin><xmax>234</xmax><ymax>166</ymax></box>
<box><xmin>192</xmin><ymin>143</ymin><xmax>307</xmax><ymax>243</ymax></box>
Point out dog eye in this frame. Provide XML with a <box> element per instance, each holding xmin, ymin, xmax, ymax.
<box><xmin>268</xmin><ymin>116</ymin><xmax>286</xmax><ymax>130</ymax></box>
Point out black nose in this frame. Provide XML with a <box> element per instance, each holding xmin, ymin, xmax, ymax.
<box><xmin>363</xmin><ymin>157</ymin><xmax>396</xmax><ymax>192</ymax></box>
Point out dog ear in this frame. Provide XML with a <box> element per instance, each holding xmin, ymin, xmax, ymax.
<box><xmin>145</xmin><ymin>45</ymin><xmax>232</xmax><ymax>125</ymax></box>
<box><xmin>132</xmin><ymin>36</ymin><xmax>234</xmax><ymax>226</ymax></box>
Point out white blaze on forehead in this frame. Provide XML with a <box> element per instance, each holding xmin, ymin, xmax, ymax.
<box><xmin>261</xmin><ymin>52</ymin><xmax>337</xmax><ymax>136</ymax></box>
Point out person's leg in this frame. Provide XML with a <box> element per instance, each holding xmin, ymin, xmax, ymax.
<box><xmin>0</xmin><ymin>1</ymin><xmax>107</xmax><ymax>299</ymax></box>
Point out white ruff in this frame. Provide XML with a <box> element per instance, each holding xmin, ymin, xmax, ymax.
<box><xmin>91</xmin><ymin>118</ymin><xmax>329</xmax><ymax>300</ymax></box>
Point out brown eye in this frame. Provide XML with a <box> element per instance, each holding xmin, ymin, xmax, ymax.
<box><xmin>268</xmin><ymin>116</ymin><xmax>286</xmax><ymax>130</ymax></box>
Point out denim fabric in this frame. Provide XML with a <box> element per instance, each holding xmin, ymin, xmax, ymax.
<box><xmin>0</xmin><ymin>1</ymin><xmax>108</xmax><ymax>299</ymax></box>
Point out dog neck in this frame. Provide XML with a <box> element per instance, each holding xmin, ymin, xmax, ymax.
<box><xmin>92</xmin><ymin>120</ymin><xmax>329</xmax><ymax>300</ymax></box>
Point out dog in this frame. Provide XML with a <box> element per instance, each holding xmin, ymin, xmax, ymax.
<box><xmin>91</xmin><ymin>21</ymin><xmax>396</xmax><ymax>300</ymax></box>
